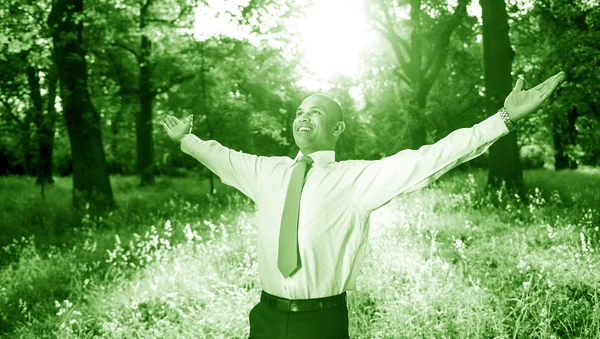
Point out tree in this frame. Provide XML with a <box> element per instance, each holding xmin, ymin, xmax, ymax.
<box><xmin>27</xmin><ymin>61</ymin><xmax>59</xmax><ymax>186</ymax></box>
<box><xmin>367</xmin><ymin>0</ymin><xmax>470</xmax><ymax>149</ymax></box>
<box><xmin>95</xmin><ymin>0</ymin><xmax>197</xmax><ymax>186</ymax></box>
<box><xmin>505</xmin><ymin>1</ymin><xmax>600</xmax><ymax>170</ymax></box>
<box><xmin>48</xmin><ymin>0</ymin><xmax>115</xmax><ymax>214</ymax></box>
<box><xmin>0</xmin><ymin>52</ymin><xmax>36</xmax><ymax>176</ymax></box>
<box><xmin>1</xmin><ymin>0</ymin><xmax>61</xmax><ymax>188</ymax></box>
<box><xmin>533</xmin><ymin>1</ymin><xmax>600</xmax><ymax>169</ymax></box>
<box><xmin>480</xmin><ymin>0</ymin><xmax>523</xmax><ymax>193</ymax></box>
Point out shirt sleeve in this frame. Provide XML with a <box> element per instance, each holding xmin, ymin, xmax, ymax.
<box><xmin>180</xmin><ymin>134</ymin><xmax>263</xmax><ymax>203</ymax></box>
<box><xmin>351</xmin><ymin>113</ymin><xmax>511</xmax><ymax>212</ymax></box>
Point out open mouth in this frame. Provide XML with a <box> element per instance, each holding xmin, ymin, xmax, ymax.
<box><xmin>298</xmin><ymin>127</ymin><xmax>312</xmax><ymax>132</ymax></box>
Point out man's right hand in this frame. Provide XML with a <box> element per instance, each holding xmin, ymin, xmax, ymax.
<box><xmin>162</xmin><ymin>114</ymin><xmax>193</xmax><ymax>143</ymax></box>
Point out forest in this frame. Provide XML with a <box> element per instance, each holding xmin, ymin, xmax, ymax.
<box><xmin>0</xmin><ymin>0</ymin><xmax>599</xmax><ymax>338</ymax></box>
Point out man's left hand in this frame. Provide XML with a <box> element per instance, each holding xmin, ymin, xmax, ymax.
<box><xmin>504</xmin><ymin>71</ymin><xmax>565</xmax><ymax>122</ymax></box>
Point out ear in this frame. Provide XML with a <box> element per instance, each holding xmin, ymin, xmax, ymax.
<box><xmin>333</xmin><ymin>121</ymin><xmax>346</xmax><ymax>136</ymax></box>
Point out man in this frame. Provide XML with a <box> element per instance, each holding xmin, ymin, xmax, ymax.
<box><xmin>162</xmin><ymin>71</ymin><xmax>565</xmax><ymax>339</ymax></box>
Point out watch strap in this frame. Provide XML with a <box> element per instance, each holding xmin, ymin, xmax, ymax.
<box><xmin>499</xmin><ymin>107</ymin><xmax>517</xmax><ymax>132</ymax></box>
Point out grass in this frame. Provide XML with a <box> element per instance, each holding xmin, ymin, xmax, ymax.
<box><xmin>0</xmin><ymin>168</ymin><xmax>599</xmax><ymax>338</ymax></box>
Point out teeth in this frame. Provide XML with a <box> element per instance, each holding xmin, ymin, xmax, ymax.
<box><xmin>299</xmin><ymin>127</ymin><xmax>311</xmax><ymax>131</ymax></box>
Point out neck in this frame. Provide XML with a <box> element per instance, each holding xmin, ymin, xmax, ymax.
<box><xmin>301</xmin><ymin>147</ymin><xmax>334</xmax><ymax>156</ymax></box>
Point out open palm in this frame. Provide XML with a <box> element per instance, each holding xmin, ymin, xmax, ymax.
<box><xmin>162</xmin><ymin>115</ymin><xmax>193</xmax><ymax>142</ymax></box>
<box><xmin>504</xmin><ymin>71</ymin><xmax>565</xmax><ymax>122</ymax></box>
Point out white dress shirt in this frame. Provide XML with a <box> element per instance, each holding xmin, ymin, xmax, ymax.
<box><xmin>180</xmin><ymin>113</ymin><xmax>510</xmax><ymax>299</ymax></box>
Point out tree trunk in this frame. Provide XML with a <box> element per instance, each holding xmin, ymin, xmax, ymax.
<box><xmin>34</xmin><ymin>63</ymin><xmax>58</xmax><ymax>185</ymax></box>
<box><xmin>20</xmin><ymin>106</ymin><xmax>35</xmax><ymax>176</ymax></box>
<box><xmin>26</xmin><ymin>65</ymin><xmax>43</xmax><ymax>177</ymax></box>
<box><xmin>137</xmin><ymin>33</ymin><xmax>155</xmax><ymax>187</ymax></box>
<box><xmin>199</xmin><ymin>42</ymin><xmax>215</xmax><ymax>194</ymax></box>
<box><xmin>109</xmin><ymin>95</ymin><xmax>129</xmax><ymax>175</ymax></box>
<box><xmin>407</xmin><ymin>0</ymin><xmax>426</xmax><ymax>149</ymax></box>
<box><xmin>553</xmin><ymin>106</ymin><xmax>578</xmax><ymax>170</ymax></box>
<box><xmin>409</xmin><ymin>86</ymin><xmax>428</xmax><ymax>149</ymax></box>
<box><xmin>48</xmin><ymin>0</ymin><xmax>115</xmax><ymax>215</ymax></box>
<box><xmin>480</xmin><ymin>0</ymin><xmax>524</xmax><ymax>194</ymax></box>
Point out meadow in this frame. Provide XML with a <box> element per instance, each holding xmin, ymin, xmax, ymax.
<box><xmin>0</xmin><ymin>168</ymin><xmax>599</xmax><ymax>338</ymax></box>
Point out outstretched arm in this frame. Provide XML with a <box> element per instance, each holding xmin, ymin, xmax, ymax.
<box><xmin>351</xmin><ymin>72</ymin><xmax>565</xmax><ymax>212</ymax></box>
<box><xmin>162</xmin><ymin>114</ymin><xmax>264</xmax><ymax>203</ymax></box>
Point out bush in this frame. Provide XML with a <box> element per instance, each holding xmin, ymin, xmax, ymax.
<box><xmin>520</xmin><ymin>144</ymin><xmax>550</xmax><ymax>169</ymax></box>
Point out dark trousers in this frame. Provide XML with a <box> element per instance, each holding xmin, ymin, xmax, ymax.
<box><xmin>248</xmin><ymin>292</ymin><xmax>350</xmax><ymax>339</ymax></box>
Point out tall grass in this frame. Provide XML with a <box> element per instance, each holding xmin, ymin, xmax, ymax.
<box><xmin>0</xmin><ymin>168</ymin><xmax>599</xmax><ymax>338</ymax></box>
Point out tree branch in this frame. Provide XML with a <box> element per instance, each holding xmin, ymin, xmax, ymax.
<box><xmin>373</xmin><ymin>0</ymin><xmax>411</xmax><ymax>71</ymax></box>
<box><xmin>111</xmin><ymin>42</ymin><xmax>141</xmax><ymax>63</ymax></box>
<box><xmin>145</xmin><ymin>5</ymin><xmax>191</xmax><ymax>27</ymax></box>
<box><xmin>373</xmin><ymin>22</ymin><xmax>411</xmax><ymax>75</ymax></box>
<box><xmin>378</xmin><ymin>1</ymin><xmax>411</xmax><ymax>55</ymax></box>
<box><xmin>151</xmin><ymin>73</ymin><xmax>196</xmax><ymax>96</ymax></box>
<box><xmin>393</xmin><ymin>67</ymin><xmax>411</xmax><ymax>86</ymax></box>
<box><xmin>423</xmin><ymin>0</ymin><xmax>468</xmax><ymax>80</ymax></box>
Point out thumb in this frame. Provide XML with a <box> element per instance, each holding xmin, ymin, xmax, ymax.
<box><xmin>514</xmin><ymin>78</ymin><xmax>524</xmax><ymax>92</ymax></box>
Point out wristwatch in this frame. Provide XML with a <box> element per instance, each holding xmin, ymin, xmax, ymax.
<box><xmin>499</xmin><ymin>107</ymin><xmax>516</xmax><ymax>132</ymax></box>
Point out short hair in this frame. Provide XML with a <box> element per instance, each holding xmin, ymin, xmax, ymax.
<box><xmin>309</xmin><ymin>93</ymin><xmax>344</xmax><ymax>123</ymax></box>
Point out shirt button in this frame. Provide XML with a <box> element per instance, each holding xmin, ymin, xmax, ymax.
<box><xmin>283</xmin><ymin>285</ymin><xmax>287</xmax><ymax>290</ymax></box>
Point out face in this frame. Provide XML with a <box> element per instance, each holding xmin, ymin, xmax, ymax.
<box><xmin>293</xmin><ymin>95</ymin><xmax>345</xmax><ymax>155</ymax></box>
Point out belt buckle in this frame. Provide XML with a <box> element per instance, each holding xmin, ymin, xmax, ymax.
<box><xmin>276</xmin><ymin>298</ymin><xmax>300</xmax><ymax>312</ymax></box>
<box><xmin>276</xmin><ymin>298</ymin><xmax>291</xmax><ymax>311</ymax></box>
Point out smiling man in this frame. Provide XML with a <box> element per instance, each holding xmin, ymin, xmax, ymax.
<box><xmin>294</xmin><ymin>94</ymin><xmax>346</xmax><ymax>154</ymax></box>
<box><xmin>162</xmin><ymin>71</ymin><xmax>564</xmax><ymax>339</ymax></box>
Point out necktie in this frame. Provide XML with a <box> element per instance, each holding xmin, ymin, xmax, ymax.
<box><xmin>278</xmin><ymin>155</ymin><xmax>314</xmax><ymax>278</ymax></box>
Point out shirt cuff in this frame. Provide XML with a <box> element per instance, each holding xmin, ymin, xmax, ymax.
<box><xmin>180</xmin><ymin>134</ymin><xmax>199</xmax><ymax>154</ymax></box>
<box><xmin>480</xmin><ymin>111</ymin><xmax>511</xmax><ymax>141</ymax></box>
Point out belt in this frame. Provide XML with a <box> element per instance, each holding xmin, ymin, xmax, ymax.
<box><xmin>260</xmin><ymin>290</ymin><xmax>347</xmax><ymax>312</ymax></box>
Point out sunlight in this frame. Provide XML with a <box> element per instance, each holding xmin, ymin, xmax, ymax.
<box><xmin>193</xmin><ymin>0</ymin><xmax>250</xmax><ymax>41</ymax></box>
<box><xmin>293</xmin><ymin>0</ymin><xmax>375</xmax><ymax>82</ymax></box>
<box><xmin>191</xmin><ymin>0</ymin><xmax>375</xmax><ymax>90</ymax></box>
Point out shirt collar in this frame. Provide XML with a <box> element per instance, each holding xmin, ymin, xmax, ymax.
<box><xmin>290</xmin><ymin>150</ymin><xmax>336</xmax><ymax>169</ymax></box>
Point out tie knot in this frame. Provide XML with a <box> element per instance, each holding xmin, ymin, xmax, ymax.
<box><xmin>298</xmin><ymin>155</ymin><xmax>314</xmax><ymax>166</ymax></box>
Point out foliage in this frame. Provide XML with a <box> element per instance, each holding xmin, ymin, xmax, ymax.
<box><xmin>509</xmin><ymin>0</ymin><xmax>600</xmax><ymax>168</ymax></box>
<box><xmin>1</xmin><ymin>0</ymin><xmax>599</xmax><ymax>178</ymax></box>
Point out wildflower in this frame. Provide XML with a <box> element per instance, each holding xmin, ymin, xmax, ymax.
<box><xmin>580</xmin><ymin>232</ymin><xmax>588</xmax><ymax>252</ymax></box>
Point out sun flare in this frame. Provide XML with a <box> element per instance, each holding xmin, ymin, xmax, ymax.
<box><xmin>294</xmin><ymin>0</ymin><xmax>374</xmax><ymax>82</ymax></box>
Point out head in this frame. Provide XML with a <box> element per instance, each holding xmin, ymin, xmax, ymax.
<box><xmin>293</xmin><ymin>93</ymin><xmax>346</xmax><ymax>155</ymax></box>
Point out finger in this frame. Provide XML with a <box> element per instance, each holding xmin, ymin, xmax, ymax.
<box><xmin>514</xmin><ymin>78</ymin><xmax>524</xmax><ymax>92</ymax></box>
<box><xmin>532</xmin><ymin>76</ymin><xmax>553</xmax><ymax>92</ymax></box>
<box><xmin>542</xmin><ymin>71</ymin><xmax>565</xmax><ymax>90</ymax></box>
<box><xmin>166</xmin><ymin>116</ymin><xmax>175</xmax><ymax>126</ymax></box>
<box><xmin>543</xmin><ymin>76</ymin><xmax>563</xmax><ymax>99</ymax></box>
<box><xmin>172</xmin><ymin>116</ymin><xmax>183</xmax><ymax>125</ymax></box>
<box><xmin>162</xmin><ymin>122</ymin><xmax>170</xmax><ymax>132</ymax></box>
<box><xmin>168</xmin><ymin>116</ymin><xmax>180</xmax><ymax>126</ymax></box>
<box><xmin>164</xmin><ymin>116</ymin><xmax>174</xmax><ymax>129</ymax></box>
